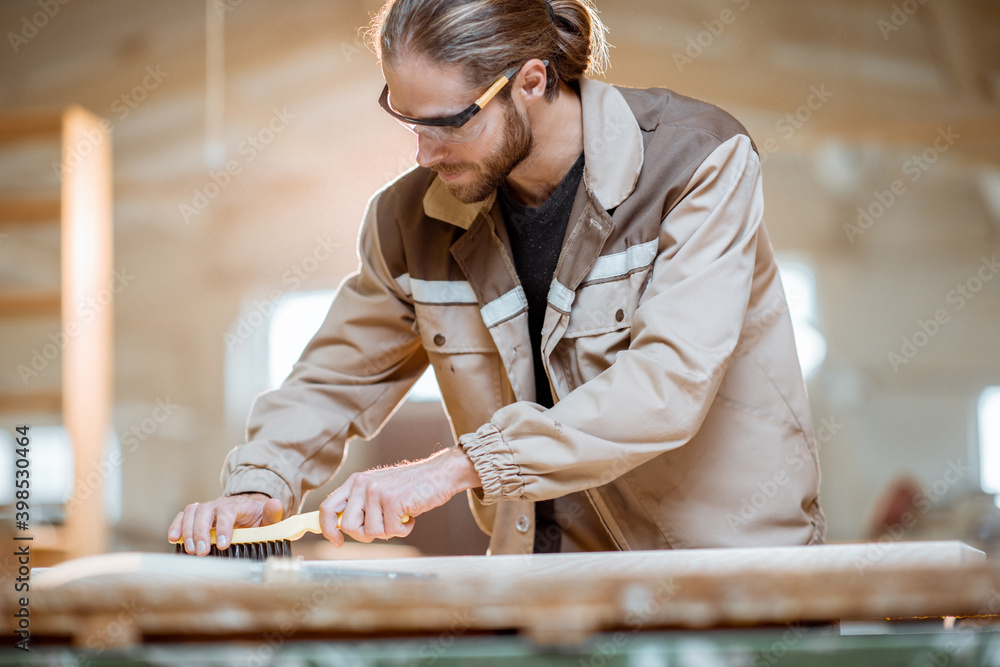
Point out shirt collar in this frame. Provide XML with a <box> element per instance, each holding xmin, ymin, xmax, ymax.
<box><xmin>422</xmin><ymin>78</ymin><xmax>643</xmax><ymax>228</ymax></box>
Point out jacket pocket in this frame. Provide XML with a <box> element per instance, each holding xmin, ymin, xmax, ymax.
<box><xmin>414</xmin><ymin>303</ymin><xmax>503</xmax><ymax>432</ymax></box>
<box><xmin>563</xmin><ymin>275</ymin><xmax>641</xmax><ymax>338</ymax></box>
<box><xmin>550</xmin><ymin>271</ymin><xmax>649</xmax><ymax>394</ymax></box>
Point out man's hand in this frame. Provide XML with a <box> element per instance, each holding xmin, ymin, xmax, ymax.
<box><xmin>320</xmin><ymin>447</ymin><xmax>480</xmax><ymax>546</ymax></box>
<box><xmin>167</xmin><ymin>492</ymin><xmax>283</xmax><ymax>556</ymax></box>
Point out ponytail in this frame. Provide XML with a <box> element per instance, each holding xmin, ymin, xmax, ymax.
<box><xmin>369</xmin><ymin>0</ymin><xmax>611</xmax><ymax>101</ymax></box>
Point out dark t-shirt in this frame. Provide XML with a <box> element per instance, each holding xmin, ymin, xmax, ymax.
<box><xmin>498</xmin><ymin>152</ymin><xmax>585</xmax><ymax>553</ymax></box>
<box><xmin>498</xmin><ymin>152</ymin><xmax>585</xmax><ymax>409</ymax></box>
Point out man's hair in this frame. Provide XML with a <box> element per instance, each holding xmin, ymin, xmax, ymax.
<box><xmin>367</xmin><ymin>0</ymin><xmax>610</xmax><ymax>101</ymax></box>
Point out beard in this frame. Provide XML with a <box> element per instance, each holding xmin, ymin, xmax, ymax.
<box><xmin>434</xmin><ymin>101</ymin><xmax>533</xmax><ymax>204</ymax></box>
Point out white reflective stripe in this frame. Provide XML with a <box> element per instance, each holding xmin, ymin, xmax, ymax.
<box><xmin>481</xmin><ymin>287</ymin><xmax>527</xmax><ymax>327</ymax></box>
<box><xmin>547</xmin><ymin>279</ymin><xmax>575</xmax><ymax>312</ymax></box>
<box><xmin>585</xmin><ymin>239</ymin><xmax>659</xmax><ymax>283</ymax></box>
<box><xmin>409</xmin><ymin>278</ymin><xmax>478</xmax><ymax>304</ymax></box>
<box><xmin>395</xmin><ymin>273</ymin><xmax>412</xmax><ymax>296</ymax></box>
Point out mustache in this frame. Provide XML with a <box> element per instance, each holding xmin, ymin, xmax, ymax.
<box><xmin>432</xmin><ymin>163</ymin><xmax>477</xmax><ymax>175</ymax></box>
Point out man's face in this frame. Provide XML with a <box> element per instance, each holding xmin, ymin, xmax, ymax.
<box><xmin>382</xmin><ymin>58</ymin><xmax>533</xmax><ymax>204</ymax></box>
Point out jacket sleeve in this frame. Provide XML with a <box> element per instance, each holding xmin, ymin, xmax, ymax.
<box><xmin>459</xmin><ymin>134</ymin><xmax>764</xmax><ymax>504</ymax></box>
<box><xmin>221</xmin><ymin>194</ymin><xmax>428</xmax><ymax>517</ymax></box>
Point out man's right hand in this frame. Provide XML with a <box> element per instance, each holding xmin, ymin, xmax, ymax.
<box><xmin>167</xmin><ymin>493</ymin><xmax>284</xmax><ymax>556</ymax></box>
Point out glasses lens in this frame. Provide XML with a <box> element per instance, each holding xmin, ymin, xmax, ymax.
<box><xmin>400</xmin><ymin>113</ymin><xmax>489</xmax><ymax>145</ymax></box>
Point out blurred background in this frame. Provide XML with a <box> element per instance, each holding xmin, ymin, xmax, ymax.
<box><xmin>0</xmin><ymin>0</ymin><xmax>998</xmax><ymax>565</ymax></box>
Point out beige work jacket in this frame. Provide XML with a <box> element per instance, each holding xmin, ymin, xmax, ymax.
<box><xmin>222</xmin><ymin>78</ymin><xmax>826</xmax><ymax>554</ymax></box>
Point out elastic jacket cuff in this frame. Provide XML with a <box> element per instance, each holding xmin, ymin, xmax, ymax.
<box><xmin>224</xmin><ymin>466</ymin><xmax>295</xmax><ymax>518</ymax></box>
<box><xmin>458</xmin><ymin>422</ymin><xmax>524</xmax><ymax>504</ymax></box>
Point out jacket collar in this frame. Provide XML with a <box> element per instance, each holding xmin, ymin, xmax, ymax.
<box><xmin>422</xmin><ymin>78</ymin><xmax>644</xmax><ymax>228</ymax></box>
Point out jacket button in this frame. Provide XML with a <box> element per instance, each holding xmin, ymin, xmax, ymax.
<box><xmin>433</xmin><ymin>334</ymin><xmax>446</xmax><ymax>346</ymax></box>
<box><xmin>515</xmin><ymin>515</ymin><xmax>531</xmax><ymax>533</ymax></box>
<box><xmin>615</xmin><ymin>308</ymin><xmax>625</xmax><ymax>322</ymax></box>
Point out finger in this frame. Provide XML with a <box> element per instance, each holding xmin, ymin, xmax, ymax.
<box><xmin>192</xmin><ymin>503</ymin><xmax>219</xmax><ymax>556</ymax></box>
<box><xmin>386</xmin><ymin>507</ymin><xmax>414</xmax><ymax>538</ymax></box>
<box><xmin>181</xmin><ymin>504</ymin><xmax>199</xmax><ymax>554</ymax></box>
<box><xmin>341</xmin><ymin>483</ymin><xmax>371</xmax><ymax>543</ymax></box>
<box><xmin>260</xmin><ymin>498</ymin><xmax>284</xmax><ymax>526</ymax></box>
<box><xmin>213</xmin><ymin>503</ymin><xmax>238</xmax><ymax>551</ymax></box>
<box><xmin>363</xmin><ymin>484</ymin><xmax>387</xmax><ymax>540</ymax></box>
<box><xmin>318</xmin><ymin>495</ymin><xmax>344</xmax><ymax>547</ymax></box>
<box><xmin>167</xmin><ymin>511</ymin><xmax>184</xmax><ymax>542</ymax></box>
<box><xmin>334</xmin><ymin>474</ymin><xmax>371</xmax><ymax>543</ymax></box>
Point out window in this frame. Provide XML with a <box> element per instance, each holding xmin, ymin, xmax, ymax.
<box><xmin>267</xmin><ymin>290</ymin><xmax>336</xmax><ymax>390</ymax></box>
<box><xmin>266</xmin><ymin>290</ymin><xmax>442</xmax><ymax>401</ymax></box>
<box><xmin>979</xmin><ymin>386</ymin><xmax>1000</xmax><ymax>506</ymax></box>
<box><xmin>776</xmin><ymin>255</ymin><xmax>827</xmax><ymax>379</ymax></box>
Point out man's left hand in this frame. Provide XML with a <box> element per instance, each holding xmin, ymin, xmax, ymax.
<box><xmin>319</xmin><ymin>446</ymin><xmax>480</xmax><ymax>546</ymax></box>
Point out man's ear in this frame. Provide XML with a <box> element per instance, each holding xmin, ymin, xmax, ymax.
<box><xmin>514</xmin><ymin>58</ymin><xmax>549</xmax><ymax>107</ymax></box>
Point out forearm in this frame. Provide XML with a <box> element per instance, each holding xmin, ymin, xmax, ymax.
<box><xmin>430</xmin><ymin>446</ymin><xmax>482</xmax><ymax>496</ymax></box>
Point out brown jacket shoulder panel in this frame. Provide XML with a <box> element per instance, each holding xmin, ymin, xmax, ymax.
<box><xmin>370</xmin><ymin>166</ymin><xmax>465</xmax><ymax>283</ymax></box>
<box><xmin>614</xmin><ymin>85</ymin><xmax>759</xmax><ymax>225</ymax></box>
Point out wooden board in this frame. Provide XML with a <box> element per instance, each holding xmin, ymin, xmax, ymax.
<box><xmin>15</xmin><ymin>541</ymin><xmax>998</xmax><ymax>647</ymax></box>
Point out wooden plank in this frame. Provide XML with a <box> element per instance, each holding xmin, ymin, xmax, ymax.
<box><xmin>309</xmin><ymin>540</ymin><xmax>987</xmax><ymax>578</ymax></box>
<box><xmin>0</xmin><ymin>197</ymin><xmax>61</xmax><ymax>224</ymax></box>
<box><xmin>0</xmin><ymin>110</ymin><xmax>63</xmax><ymax>143</ymax></box>
<box><xmin>0</xmin><ymin>289</ymin><xmax>61</xmax><ymax>317</ymax></box>
<box><xmin>0</xmin><ymin>389</ymin><xmax>62</xmax><ymax>413</ymax></box>
<box><xmin>22</xmin><ymin>541</ymin><xmax>996</xmax><ymax>647</ymax></box>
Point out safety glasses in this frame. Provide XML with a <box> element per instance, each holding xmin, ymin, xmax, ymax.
<box><xmin>378</xmin><ymin>60</ymin><xmax>547</xmax><ymax>144</ymax></box>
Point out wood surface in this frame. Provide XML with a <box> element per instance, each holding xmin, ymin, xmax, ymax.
<box><xmin>14</xmin><ymin>540</ymin><xmax>998</xmax><ymax>648</ymax></box>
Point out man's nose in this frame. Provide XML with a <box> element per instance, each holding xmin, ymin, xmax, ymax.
<box><xmin>415</xmin><ymin>131</ymin><xmax>448</xmax><ymax>168</ymax></box>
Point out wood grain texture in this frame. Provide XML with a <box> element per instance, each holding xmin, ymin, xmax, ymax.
<box><xmin>18</xmin><ymin>541</ymin><xmax>998</xmax><ymax>647</ymax></box>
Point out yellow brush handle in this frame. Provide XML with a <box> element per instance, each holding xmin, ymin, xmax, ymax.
<box><xmin>338</xmin><ymin>510</ymin><xmax>410</xmax><ymax>529</ymax></box>
<box><xmin>171</xmin><ymin>509</ymin><xmax>411</xmax><ymax>545</ymax></box>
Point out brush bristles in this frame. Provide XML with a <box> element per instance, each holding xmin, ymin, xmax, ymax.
<box><xmin>174</xmin><ymin>539</ymin><xmax>293</xmax><ymax>560</ymax></box>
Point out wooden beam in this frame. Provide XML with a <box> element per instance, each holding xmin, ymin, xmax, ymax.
<box><xmin>0</xmin><ymin>288</ymin><xmax>61</xmax><ymax>317</ymax></box>
<box><xmin>0</xmin><ymin>197</ymin><xmax>61</xmax><ymax>225</ymax></box>
<box><xmin>60</xmin><ymin>104</ymin><xmax>113</xmax><ymax>561</ymax></box>
<box><xmin>0</xmin><ymin>390</ymin><xmax>62</xmax><ymax>414</ymax></box>
<box><xmin>26</xmin><ymin>542</ymin><xmax>996</xmax><ymax>645</ymax></box>
<box><xmin>0</xmin><ymin>110</ymin><xmax>62</xmax><ymax>144</ymax></box>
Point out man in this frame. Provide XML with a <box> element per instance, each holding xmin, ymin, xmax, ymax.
<box><xmin>169</xmin><ymin>0</ymin><xmax>825</xmax><ymax>557</ymax></box>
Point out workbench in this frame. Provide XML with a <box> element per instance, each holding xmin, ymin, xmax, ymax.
<box><xmin>11</xmin><ymin>541</ymin><xmax>1000</xmax><ymax>663</ymax></box>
